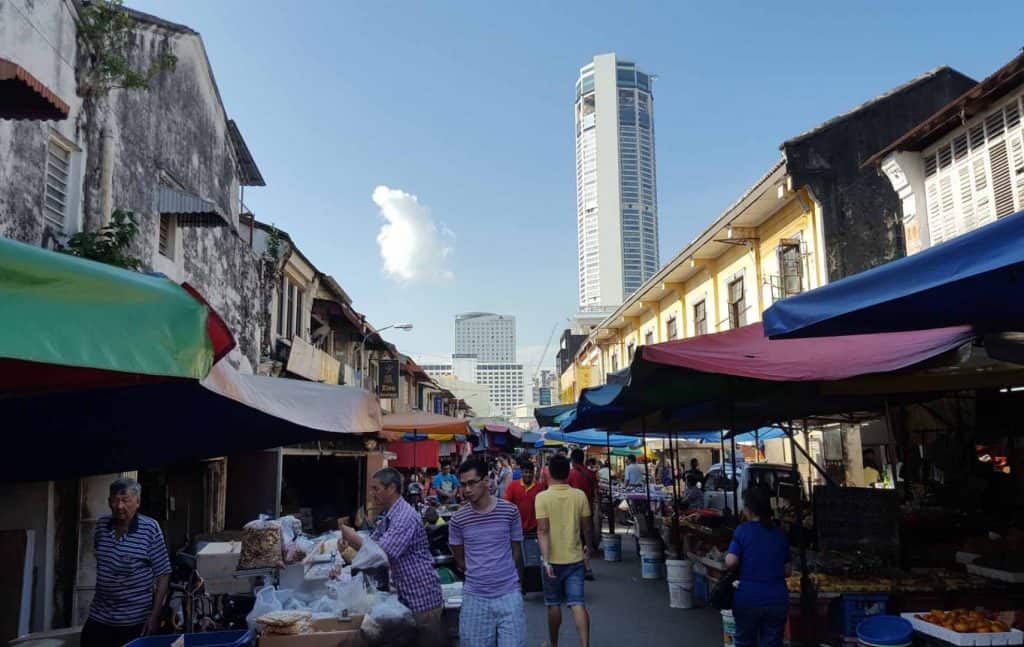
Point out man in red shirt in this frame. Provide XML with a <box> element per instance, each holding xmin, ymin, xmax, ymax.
<box><xmin>505</xmin><ymin>461</ymin><xmax>546</xmax><ymax>592</ymax></box>
<box><xmin>568</xmin><ymin>449</ymin><xmax>598</xmax><ymax>580</ymax></box>
<box><xmin>505</xmin><ymin>462</ymin><xmax>546</xmax><ymax>533</ymax></box>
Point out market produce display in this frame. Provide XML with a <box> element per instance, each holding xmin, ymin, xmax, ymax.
<box><xmin>915</xmin><ymin>610</ymin><xmax>1009</xmax><ymax>634</ymax></box>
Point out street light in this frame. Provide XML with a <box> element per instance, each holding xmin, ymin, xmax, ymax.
<box><xmin>361</xmin><ymin>322</ymin><xmax>413</xmax><ymax>390</ymax></box>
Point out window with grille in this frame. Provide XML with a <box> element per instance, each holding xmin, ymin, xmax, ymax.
<box><xmin>627</xmin><ymin>342</ymin><xmax>636</xmax><ymax>362</ymax></box>
<box><xmin>44</xmin><ymin>138</ymin><xmax>72</xmax><ymax>231</ymax></box>
<box><xmin>611</xmin><ymin>354</ymin><xmax>619</xmax><ymax>372</ymax></box>
<box><xmin>644</xmin><ymin>331</ymin><xmax>654</xmax><ymax>346</ymax></box>
<box><xmin>728</xmin><ymin>278</ymin><xmax>746</xmax><ymax>329</ymax></box>
<box><xmin>694</xmin><ymin>300</ymin><xmax>707</xmax><ymax>336</ymax></box>
<box><xmin>158</xmin><ymin>214</ymin><xmax>174</xmax><ymax>258</ymax></box>
<box><xmin>778</xmin><ymin>242</ymin><xmax>803</xmax><ymax>297</ymax></box>
<box><xmin>666</xmin><ymin>316</ymin><xmax>678</xmax><ymax>340</ymax></box>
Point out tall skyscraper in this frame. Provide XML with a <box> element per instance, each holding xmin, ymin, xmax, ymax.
<box><xmin>454</xmin><ymin>312</ymin><xmax>516</xmax><ymax>362</ymax></box>
<box><xmin>575</xmin><ymin>53</ymin><xmax>659</xmax><ymax>310</ymax></box>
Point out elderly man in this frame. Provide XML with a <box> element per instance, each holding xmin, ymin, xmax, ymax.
<box><xmin>82</xmin><ymin>478</ymin><xmax>171</xmax><ymax>647</ymax></box>
<box><xmin>340</xmin><ymin>468</ymin><xmax>444</xmax><ymax>646</ymax></box>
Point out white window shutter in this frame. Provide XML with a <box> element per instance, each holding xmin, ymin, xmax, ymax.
<box><xmin>925</xmin><ymin>180</ymin><xmax>942</xmax><ymax>245</ymax></box>
<box><xmin>988</xmin><ymin>140</ymin><xmax>1015</xmax><ymax>218</ymax></box>
<box><xmin>1008</xmin><ymin>131</ymin><xmax>1024</xmax><ymax>212</ymax></box>
<box><xmin>957</xmin><ymin>165</ymin><xmax>975</xmax><ymax>232</ymax></box>
<box><xmin>972</xmin><ymin>157</ymin><xmax>994</xmax><ymax>228</ymax></box>
<box><xmin>938</xmin><ymin>175</ymin><xmax>956</xmax><ymax>240</ymax></box>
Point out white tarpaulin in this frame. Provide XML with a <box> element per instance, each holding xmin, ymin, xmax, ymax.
<box><xmin>201</xmin><ymin>360</ymin><xmax>381</xmax><ymax>434</ymax></box>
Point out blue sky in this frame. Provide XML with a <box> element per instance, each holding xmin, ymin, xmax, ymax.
<box><xmin>132</xmin><ymin>0</ymin><xmax>1023</xmax><ymax>373</ymax></box>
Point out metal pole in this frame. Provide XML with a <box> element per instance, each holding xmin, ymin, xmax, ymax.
<box><xmin>641</xmin><ymin>416</ymin><xmax>652</xmax><ymax>538</ymax></box>
<box><xmin>754</xmin><ymin>428</ymin><xmax>760</xmax><ymax>461</ymax></box>
<box><xmin>730</xmin><ymin>433</ymin><xmax>738</xmax><ymax>516</ymax></box>
<box><xmin>606</xmin><ymin>430</ymin><xmax>614</xmax><ymax>534</ymax></box>
<box><xmin>789</xmin><ymin>420</ymin><xmax>814</xmax><ymax>645</ymax></box>
<box><xmin>669</xmin><ymin>430</ymin><xmax>682</xmax><ymax>556</ymax></box>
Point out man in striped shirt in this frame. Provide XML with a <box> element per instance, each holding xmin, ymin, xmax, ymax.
<box><xmin>82</xmin><ymin>478</ymin><xmax>171</xmax><ymax>647</ymax></box>
<box><xmin>449</xmin><ymin>457</ymin><xmax>526</xmax><ymax>647</ymax></box>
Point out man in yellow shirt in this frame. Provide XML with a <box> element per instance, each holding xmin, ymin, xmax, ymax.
<box><xmin>535</xmin><ymin>454</ymin><xmax>597</xmax><ymax>647</ymax></box>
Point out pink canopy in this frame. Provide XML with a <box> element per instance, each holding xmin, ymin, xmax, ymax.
<box><xmin>638</xmin><ymin>323</ymin><xmax>975</xmax><ymax>381</ymax></box>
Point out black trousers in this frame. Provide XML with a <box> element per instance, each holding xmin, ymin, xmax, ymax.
<box><xmin>80</xmin><ymin>618</ymin><xmax>145</xmax><ymax>647</ymax></box>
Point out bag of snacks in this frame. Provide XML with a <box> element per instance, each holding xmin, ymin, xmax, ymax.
<box><xmin>238</xmin><ymin>519</ymin><xmax>283</xmax><ymax>569</ymax></box>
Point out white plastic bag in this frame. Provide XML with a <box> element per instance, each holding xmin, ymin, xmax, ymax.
<box><xmin>280</xmin><ymin>516</ymin><xmax>303</xmax><ymax>544</ymax></box>
<box><xmin>245</xmin><ymin>585</ymin><xmax>282</xmax><ymax>630</ymax></box>
<box><xmin>330</xmin><ymin>573</ymin><xmax>375</xmax><ymax>615</ymax></box>
<box><xmin>351</xmin><ymin>537</ymin><xmax>389</xmax><ymax>570</ymax></box>
<box><xmin>361</xmin><ymin>593</ymin><xmax>416</xmax><ymax>646</ymax></box>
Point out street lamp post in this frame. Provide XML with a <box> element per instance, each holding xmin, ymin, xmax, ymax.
<box><xmin>360</xmin><ymin>322</ymin><xmax>413</xmax><ymax>391</ymax></box>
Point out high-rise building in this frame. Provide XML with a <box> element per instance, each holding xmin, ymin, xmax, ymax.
<box><xmin>454</xmin><ymin>313</ymin><xmax>516</xmax><ymax>362</ymax></box>
<box><xmin>575</xmin><ymin>53</ymin><xmax>659</xmax><ymax>310</ymax></box>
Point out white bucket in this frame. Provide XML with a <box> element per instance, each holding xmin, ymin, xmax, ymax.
<box><xmin>722</xmin><ymin>609</ymin><xmax>736</xmax><ymax>646</ymax></box>
<box><xmin>641</xmin><ymin>555</ymin><xmax>666</xmax><ymax>579</ymax></box>
<box><xmin>665</xmin><ymin>559</ymin><xmax>692</xmax><ymax>583</ymax></box>
<box><xmin>668</xmin><ymin>581</ymin><xmax>693</xmax><ymax>609</ymax></box>
<box><xmin>639</xmin><ymin>538</ymin><xmax>664</xmax><ymax>557</ymax></box>
<box><xmin>601</xmin><ymin>533</ymin><xmax>621</xmax><ymax>562</ymax></box>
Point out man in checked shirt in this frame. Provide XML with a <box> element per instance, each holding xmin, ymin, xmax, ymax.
<box><xmin>340</xmin><ymin>468</ymin><xmax>444</xmax><ymax>646</ymax></box>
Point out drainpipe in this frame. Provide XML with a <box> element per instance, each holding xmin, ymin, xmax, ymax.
<box><xmin>99</xmin><ymin>128</ymin><xmax>114</xmax><ymax>227</ymax></box>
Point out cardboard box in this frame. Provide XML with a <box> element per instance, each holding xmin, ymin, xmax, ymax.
<box><xmin>259</xmin><ymin>617</ymin><xmax>366</xmax><ymax>647</ymax></box>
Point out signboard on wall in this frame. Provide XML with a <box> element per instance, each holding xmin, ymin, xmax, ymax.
<box><xmin>378</xmin><ymin>360</ymin><xmax>399</xmax><ymax>398</ymax></box>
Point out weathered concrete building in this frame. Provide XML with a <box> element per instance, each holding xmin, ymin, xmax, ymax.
<box><xmin>0</xmin><ymin>2</ymin><xmax>267</xmax><ymax>633</ymax></box>
<box><xmin>0</xmin><ymin>2</ymin><xmax>266</xmax><ymax>366</ymax></box>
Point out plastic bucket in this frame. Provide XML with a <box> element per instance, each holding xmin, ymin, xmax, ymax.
<box><xmin>602</xmin><ymin>533</ymin><xmax>621</xmax><ymax>562</ymax></box>
<box><xmin>722</xmin><ymin>609</ymin><xmax>736</xmax><ymax>646</ymax></box>
<box><xmin>666</xmin><ymin>559</ymin><xmax>692</xmax><ymax>583</ymax></box>
<box><xmin>641</xmin><ymin>555</ymin><xmax>666</xmax><ymax>579</ymax></box>
<box><xmin>639</xmin><ymin>537</ymin><xmax>664</xmax><ymax>557</ymax></box>
<box><xmin>668</xmin><ymin>581</ymin><xmax>693</xmax><ymax>609</ymax></box>
<box><xmin>856</xmin><ymin>615</ymin><xmax>913</xmax><ymax>647</ymax></box>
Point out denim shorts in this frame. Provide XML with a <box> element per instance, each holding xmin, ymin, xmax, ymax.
<box><xmin>542</xmin><ymin>560</ymin><xmax>586</xmax><ymax>607</ymax></box>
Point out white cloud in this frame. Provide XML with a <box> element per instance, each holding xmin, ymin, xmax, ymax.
<box><xmin>372</xmin><ymin>185</ymin><xmax>454</xmax><ymax>282</ymax></box>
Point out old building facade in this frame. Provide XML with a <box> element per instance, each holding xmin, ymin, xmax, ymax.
<box><xmin>875</xmin><ymin>53</ymin><xmax>1024</xmax><ymax>254</ymax></box>
<box><xmin>568</xmin><ymin>67</ymin><xmax>977</xmax><ymax>392</ymax></box>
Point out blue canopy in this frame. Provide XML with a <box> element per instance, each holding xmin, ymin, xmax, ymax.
<box><xmin>764</xmin><ymin>209</ymin><xmax>1024</xmax><ymax>339</ymax></box>
<box><xmin>677</xmin><ymin>427</ymin><xmax>787</xmax><ymax>443</ymax></box>
<box><xmin>540</xmin><ymin>427</ymin><xmax>643</xmax><ymax>448</ymax></box>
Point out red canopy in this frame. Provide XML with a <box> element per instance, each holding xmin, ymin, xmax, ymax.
<box><xmin>638</xmin><ymin>323</ymin><xmax>975</xmax><ymax>381</ymax></box>
<box><xmin>390</xmin><ymin>439</ymin><xmax>440</xmax><ymax>469</ymax></box>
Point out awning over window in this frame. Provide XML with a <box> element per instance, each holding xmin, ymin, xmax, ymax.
<box><xmin>158</xmin><ymin>185</ymin><xmax>230</xmax><ymax>227</ymax></box>
<box><xmin>0</xmin><ymin>58</ymin><xmax>69</xmax><ymax>121</ymax></box>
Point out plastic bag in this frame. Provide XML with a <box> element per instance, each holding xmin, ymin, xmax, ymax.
<box><xmin>351</xmin><ymin>537</ymin><xmax>389</xmax><ymax>570</ymax></box>
<box><xmin>280</xmin><ymin>516</ymin><xmax>303</xmax><ymax>544</ymax></box>
<box><xmin>330</xmin><ymin>573</ymin><xmax>375</xmax><ymax>615</ymax></box>
<box><xmin>245</xmin><ymin>585</ymin><xmax>282</xmax><ymax>630</ymax></box>
<box><xmin>239</xmin><ymin>519</ymin><xmax>283</xmax><ymax>569</ymax></box>
<box><xmin>361</xmin><ymin>593</ymin><xmax>416</xmax><ymax>646</ymax></box>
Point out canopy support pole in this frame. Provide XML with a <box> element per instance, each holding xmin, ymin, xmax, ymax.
<box><xmin>754</xmin><ymin>428</ymin><xmax>760</xmax><ymax>461</ymax></box>
<box><xmin>669</xmin><ymin>430</ymin><xmax>682</xmax><ymax>557</ymax></box>
<box><xmin>641</xmin><ymin>415</ymin><xmax>653</xmax><ymax>539</ymax></box>
<box><xmin>789</xmin><ymin>420</ymin><xmax>814</xmax><ymax>645</ymax></box>
<box><xmin>606</xmin><ymin>430</ymin><xmax>615</xmax><ymax>535</ymax></box>
<box><xmin>730</xmin><ymin>433</ymin><xmax>738</xmax><ymax>515</ymax></box>
<box><xmin>780</xmin><ymin>425</ymin><xmax>836</xmax><ymax>487</ymax></box>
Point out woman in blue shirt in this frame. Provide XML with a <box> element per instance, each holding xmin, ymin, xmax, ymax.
<box><xmin>725</xmin><ymin>487</ymin><xmax>791</xmax><ymax>646</ymax></box>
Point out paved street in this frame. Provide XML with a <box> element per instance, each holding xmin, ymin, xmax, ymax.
<box><xmin>522</xmin><ymin>533</ymin><xmax>723</xmax><ymax>646</ymax></box>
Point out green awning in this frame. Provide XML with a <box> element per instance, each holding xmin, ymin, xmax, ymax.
<box><xmin>0</xmin><ymin>236</ymin><xmax>234</xmax><ymax>389</ymax></box>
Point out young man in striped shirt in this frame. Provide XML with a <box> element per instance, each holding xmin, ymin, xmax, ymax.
<box><xmin>449</xmin><ymin>457</ymin><xmax>526</xmax><ymax>647</ymax></box>
<box><xmin>82</xmin><ymin>478</ymin><xmax>171</xmax><ymax>647</ymax></box>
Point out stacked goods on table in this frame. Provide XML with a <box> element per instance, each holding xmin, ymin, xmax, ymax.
<box><xmin>239</xmin><ymin>520</ymin><xmax>284</xmax><ymax>570</ymax></box>
<box><xmin>258</xmin><ymin>611</ymin><xmax>314</xmax><ymax>636</ymax></box>
<box><xmin>904</xmin><ymin>609</ymin><xmax>1023</xmax><ymax>645</ymax></box>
